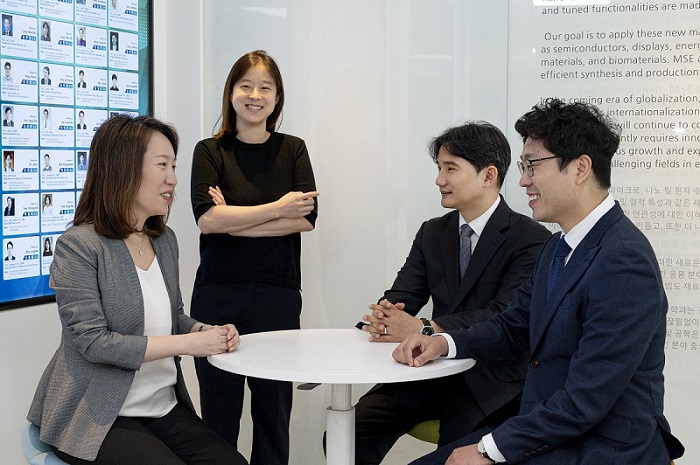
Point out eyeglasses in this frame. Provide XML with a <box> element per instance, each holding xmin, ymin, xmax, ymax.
<box><xmin>517</xmin><ymin>156</ymin><xmax>559</xmax><ymax>177</ymax></box>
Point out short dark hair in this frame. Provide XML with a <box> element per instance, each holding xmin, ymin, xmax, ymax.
<box><xmin>429</xmin><ymin>121</ymin><xmax>511</xmax><ymax>187</ymax></box>
<box><xmin>515</xmin><ymin>98</ymin><xmax>621</xmax><ymax>189</ymax></box>
<box><xmin>72</xmin><ymin>114</ymin><xmax>179</xmax><ymax>238</ymax></box>
<box><xmin>216</xmin><ymin>50</ymin><xmax>284</xmax><ymax>139</ymax></box>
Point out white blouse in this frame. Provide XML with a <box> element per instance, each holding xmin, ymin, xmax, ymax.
<box><xmin>119</xmin><ymin>256</ymin><xmax>178</xmax><ymax>418</ymax></box>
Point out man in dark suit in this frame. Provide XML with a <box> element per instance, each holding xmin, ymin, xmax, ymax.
<box><xmin>5</xmin><ymin>241</ymin><xmax>15</xmax><ymax>260</ymax></box>
<box><xmin>2</xmin><ymin>16</ymin><xmax>12</xmax><ymax>36</ymax></box>
<box><xmin>3</xmin><ymin>106</ymin><xmax>13</xmax><ymax>126</ymax></box>
<box><xmin>396</xmin><ymin>98</ymin><xmax>684</xmax><ymax>465</ymax></box>
<box><xmin>41</xmin><ymin>66</ymin><xmax>51</xmax><ymax>85</ymax></box>
<box><xmin>353</xmin><ymin>121</ymin><xmax>550</xmax><ymax>464</ymax></box>
<box><xmin>4</xmin><ymin>196</ymin><xmax>14</xmax><ymax>216</ymax></box>
<box><xmin>77</xmin><ymin>70</ymin><xmax>87</xmax><ymax>88</ymax></box>
<box><xmin>76</xmin><ymin>110</ymin><xmax>87</xmax><ymax>129</ymax></box>
<box><xmin>4</xmin><ymin>61</ymin><xmax>13</xmax><ymax>82</ymax></box>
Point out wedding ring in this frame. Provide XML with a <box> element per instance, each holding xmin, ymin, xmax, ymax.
<box><xmin>383</xmin><ymin>328</ymin><xmax>387</xmax><ymax>335</ymax></box>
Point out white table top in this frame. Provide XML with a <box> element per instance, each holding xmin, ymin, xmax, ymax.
<box><xmin>208</xmin><ymin>328</ymin><xmax>475</xmax><ymax>384</ymax></box>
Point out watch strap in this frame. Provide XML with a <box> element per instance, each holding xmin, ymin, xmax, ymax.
<box><xmin>419</xmin><ymin>318</ymin><xmax>434</xmax><ymax>335</ymax></box>
<box><xmin>477</xmin><ymin>439</ymin><xmax>496</xmax><ymax>463</ymax></box>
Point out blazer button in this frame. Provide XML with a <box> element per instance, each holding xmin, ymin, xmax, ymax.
<box><xmin>530</xmin><ymin>358</ymin><xmax>540</xmax><ymax>368</ymax></box>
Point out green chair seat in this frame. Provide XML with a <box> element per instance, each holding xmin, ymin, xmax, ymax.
<box><xmin>407</xmin><ymin>420</ymin><xmax>440</xmax><ymax>444</ymax></box>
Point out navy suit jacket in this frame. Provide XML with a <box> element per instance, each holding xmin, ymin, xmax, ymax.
<box><xmin>449</xmin><ymin>203</ymin><xmax>684</xmax><ymax>464</ymax></box>
<box><xmin>384</xmin><ymin>197</ymin><xmax>550</xmax><ymax>416</ymax></box>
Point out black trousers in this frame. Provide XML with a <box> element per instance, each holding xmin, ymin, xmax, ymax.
<box><xmin>52</xmin><ymin>403</ymin><xmax>247</xmax><ymax>465</ymax></box>
<box><xmin>192</xmin><ymin>282</ymin><xmax>301</xmax><ymax>465</ymax></box>
<box><xmin>353</xmin><ymin>374</ymin><xmax>485</xmax><ymax>465</ymax></box>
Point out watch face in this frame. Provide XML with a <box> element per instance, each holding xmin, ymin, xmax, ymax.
<box><xmin>420</xmin><ymin>325</ymin><xmax>434</xmax><ymax>336</ymax></box>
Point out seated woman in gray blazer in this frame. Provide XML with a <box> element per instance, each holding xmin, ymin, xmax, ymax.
<box><xmin>27</xmin><ymin>114</ymin><xmax>248</xmax><ymax>465</ymax></box>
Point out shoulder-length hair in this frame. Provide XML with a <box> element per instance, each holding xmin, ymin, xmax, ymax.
<box><xmin>215</xmin><ymin>50</ymin><xmax>285</xmax><ymax>140</ymax></box>
<box><xmin>72</xmin><ymin>114</ymin><xmax>179</xmax><ymax>238</ymax></box>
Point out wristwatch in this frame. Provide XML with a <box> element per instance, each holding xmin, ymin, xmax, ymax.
<box><xmin>477</xmin><ymin>439</ymin><xmax>496</xmax><ymax>463</ymax></box>
<box><xmin>419</xmin><ymin>317</ymin><xmax>434</xmax><ymax>336</ymax></box>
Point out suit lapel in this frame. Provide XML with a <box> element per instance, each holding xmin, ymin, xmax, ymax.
<box><xmin>438</xmin><ymin>211</ymin><xmax>461</xmax><ymax>304</ymax></box>
<box><xmin>531</xmin><ymin>204</ymin><xmax>625</xmax><ymax>349</ymax></box>
<box><xmin>111</xmin><ymin>235</ymin><xmax>145</xmax><ymax>335</ymax></box>
<box><xmin>449</xmin><ymin>198</ymin><xmax>509</xmax><ymax>312</ymax></box>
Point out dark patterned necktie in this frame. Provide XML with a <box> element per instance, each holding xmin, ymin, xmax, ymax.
<box><xmin>547</xmin><ymin>236</ymin><xmax>571</xmax><ymax>297</ymax></box>
<box><xmin>459</xmin><ymin>224</ymin><xmax>473</xmax><ymax>279</ymax></box>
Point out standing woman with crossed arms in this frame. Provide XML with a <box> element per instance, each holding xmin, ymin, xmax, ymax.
<box><xmin>190</xmin><ymin>50</ymin><xmax>319</xmax><ymax>465</ymax></box>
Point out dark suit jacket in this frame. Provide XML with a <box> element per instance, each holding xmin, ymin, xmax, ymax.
<box><xmin>77</xmin><ymin>81</ymin><xmax>86</xmax><ymax>88</ymax></box>
<box><xmin>384</xmin><ymin>197</ymin><xmax>551</xmax><ymax>416</ymax></box>
<box><xmin>450</xmin><ymin>203</ymin><xmax>684</xmax><ymax>463</ymax></box>
<box><xmin>3</xmin><ymin>119</ymin><xmax>13</xmax><ymax>126</ymax></box>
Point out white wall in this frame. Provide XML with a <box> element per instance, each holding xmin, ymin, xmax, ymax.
<box><xmin>0</xmin><ymin>303</ymin><xmax>60</xmax><ymax>464</ymax></box>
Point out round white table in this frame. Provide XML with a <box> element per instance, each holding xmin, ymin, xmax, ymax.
<box><xmin>208</xmin><ymin>328</ymin><xmax>475</xmax><ymax>465</ymax></box>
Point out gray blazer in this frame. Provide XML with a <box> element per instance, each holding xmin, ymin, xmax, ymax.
<box><xmin>27</xmin><ymin>224</ymin><xmax>199</xmax><ymax>461</ymax></box>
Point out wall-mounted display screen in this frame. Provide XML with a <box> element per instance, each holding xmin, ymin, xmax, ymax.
<box><xmin>1</xmin><ymin>0</ymin><xmax>152</xmax><ymax>311</ymax></box>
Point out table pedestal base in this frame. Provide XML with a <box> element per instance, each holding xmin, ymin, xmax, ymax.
<box><xmin>326</xmin><ymin>384</ymin><xmax>354</xmax><ymax>465</ymax></box>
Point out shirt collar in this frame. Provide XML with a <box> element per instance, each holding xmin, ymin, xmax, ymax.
<box><xmin>458</xmin><ymin>195</ymin><xmax>501</xmax><ymax>240</ymax></box>
<box><xmin>561</xmin><ymin>193</ymin><xmax>615</xmax><ymax>254</ymax></box>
